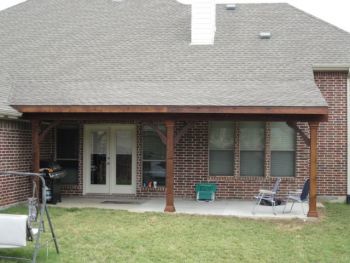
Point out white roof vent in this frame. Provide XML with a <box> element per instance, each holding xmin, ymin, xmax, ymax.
<box><xmin>226</xmin><ymin>4</ymin><xmax>236</xmax><ymax>10</ymax></box>
<box><xmin>259</xmin><ymin>32</ymin><xmax>271</xmax><ymax>39</ymax></box>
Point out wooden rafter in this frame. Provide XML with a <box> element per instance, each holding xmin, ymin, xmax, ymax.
<box><xmin>145</xmin><ymin>122</ymin><xmax>167</xmax><ymax>145</ymax></box>
<box><xmin>145</xmin><ymin>121</ymin><xmax>194</xmax><ymax>146</ymax></box>
<box><xmin>287</xmin><ymin>121</ymin><xmax>310</xmax><ymax>147</ymax></box>
<box><xmin>175</xmin><ymin>122</ymin><xmax>194</xmax><ymax>145</ymax></box>
<box><xmin>39</xmin><ymin>120</ymin><xmax>61</xmax><ymax>143</ymax></box>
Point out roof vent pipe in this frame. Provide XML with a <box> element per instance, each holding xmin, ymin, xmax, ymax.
<box><xmin>259</xmin><ymin>32</ymin><xmax>272</xmax><ymax>39</ymax></box>
<box><xmin>226</xmin><ymin>4</ymin><xmax>236</xmax><ymax>10</ymax></box>
<box><xmin>190</xmin><ymin>0</ymin><xmax>216</xmax><ymax>45</ymax></box>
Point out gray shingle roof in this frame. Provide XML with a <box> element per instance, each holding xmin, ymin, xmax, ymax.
<box><xmin>1</xmin><ymin>0</ymin><xmax>350</xmax><ymax>114</ymax></box>
<box><xmin>0</xmin><ymin>72</ymin><xmax>21</xmax><ymax>116</ymax></box>
<box><xmin>11</xmin><ymin>79</ymin><xmax>325</xmax><ymax>107</ymax></box>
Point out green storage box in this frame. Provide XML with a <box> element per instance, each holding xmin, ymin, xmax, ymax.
<box><xmin>195</xmin><ymin>183</ymin><xmax>217</xmax><ymax>201</ymax></box>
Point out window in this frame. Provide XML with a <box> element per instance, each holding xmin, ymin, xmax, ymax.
<box><xmin>209</xmin><ymin>122</ymin><xmax>234</xmax><ymax>176</ymax></box>
<box><xmin>142</xmin><ymin>125</ymin><xmax>166</xmax><ymax>187</ymax></box>
<box><xmin>56</xmin><ymin>125</ymin><xmax>79</xmax><ymax>184</ymax></box>
<box><xmin>270</xmin><ymin>122</ymin><xmax>296</xmax><ymax>177</ymax></box>
<box><xmin>240</xmin><ymin>122</ymin><xmax>265</xmax><ymax>176</ymax></box>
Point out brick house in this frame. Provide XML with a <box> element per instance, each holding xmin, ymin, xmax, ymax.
<box><xmin>0</xmin><ymin>0</ymin><xmax>350</xmax><ymax>217</ymax></box>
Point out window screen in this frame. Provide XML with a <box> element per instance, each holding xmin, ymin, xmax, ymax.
<box><xmin>270</xmin><ymin>122</ymin><xmax>296</xmax><ymax>177</ymax></box>
<box><xmin>209</xmin><ymin>122</ymin><xmax>234</xmax><ymax>176</ymax></box>
<box><xmin>240</xmin><ymin>122</ymin><xmax>265</xmax><ymax>176</ymax></box>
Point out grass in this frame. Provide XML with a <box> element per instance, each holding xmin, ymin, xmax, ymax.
<box><xmin>0</xmin><ymin>204</ymin><xmax>350</xmax><ymax>263</ymax></box>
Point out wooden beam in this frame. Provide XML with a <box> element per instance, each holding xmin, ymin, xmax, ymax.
<box><xmin>39</xmin><ymin>120</ymin><xmax>61</xmax><ymax>143</ymax></box>
<box><xmin>31</xmin><ymin>119</ymin><xmax>41</xmax><ymax>199</ymax></box>
<box><xmin>308</xmin><ymin>122</ymin><xmax>319</xmax><ymax>217</ymax></box>
<box><xmin>23</xmin><ymin>113</ymin><xmax>328</xmax><ymax>123</ymax></box>
<box><xmin>164</xmin><ymin>120</ymin><xmax>176</xmax><ymax>213</ymax></box>
<box><xmin>287</xmin><ymin>121</ymin><xmax>310</xmax><ymax>147</ymax></box>
<box><xmin>145</xmin><ymin>123</ymin><xmax>167</xmax><ymax>145</ymax></box>
<box><xmin>14</xmin><ymin>105</ymin><xmax>328</xmax><ymax>116</ymax></box>
<box><xmin>175</xmin><ymin>122</ymin><xmax>194</xmax><ymax>145</ymax></box>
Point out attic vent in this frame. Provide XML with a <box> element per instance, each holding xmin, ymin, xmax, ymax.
<box><xmin>226</xmin><ymin>4</ymin><xmax>236</xmax><ymax>10</ymax></box>
<box><xmin>259</xmin><ymin>32</ymin><xmax>271</xmax><ymax>39</ymax></box>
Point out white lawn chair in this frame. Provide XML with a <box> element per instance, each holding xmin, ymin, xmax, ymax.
<box><xmin>0</xmin><ymin>172</ymin><xmax>59</xmax><ymax>263</ymax></box>
<box><xmin>0</xmin><ymin>214</ymin><xmax>34</xmax><ymax>248</ymax></box>
<box><xmin>252</xmin><ymin>178</ymin><xmax>281</xmax><ymax>215</ymax></box>
<box><xmin>283</xmin><ymin>179</ymin><xmax>310</xmax><ymax>215</ymax></box>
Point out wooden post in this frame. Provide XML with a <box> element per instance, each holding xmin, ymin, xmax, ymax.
<box><xmin>32</xmin><ymin>119</ymin><xmax>41</xmax><ymax>198</ymax></box>
<box><xmin>164</xmin><ymin>120</ymin><xmax>176</xmax><ymax>212</ymax></box>
<box><xmin>308</xmin><ymin>122</ymin><xmax>319</xmax><ymax>217</ymax></box>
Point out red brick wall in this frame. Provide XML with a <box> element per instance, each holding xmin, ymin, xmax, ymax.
<box><xmin>315</xmin><ymin>71</ymin><xmax>348</xmax><ymax>196</ymax></box>
<box><xmin>0</xmin><ymin>120</ymin><xmax>55</xmax><ymax>207</ymax></box>
<box><xmin>0</xmin><ymin>120</ymin><xmax>32</xmax><ymax>206</ymax></box>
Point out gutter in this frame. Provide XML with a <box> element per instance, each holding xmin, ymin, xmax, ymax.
<box><xmin>313</xmin><ymin>64</ymin><xmax>350</xmax><ymax>71</ymax></box>
<box><xmin>348</xmin><ymin>69</ymin><xmax>350</xmax><ymax>204</ymax></box>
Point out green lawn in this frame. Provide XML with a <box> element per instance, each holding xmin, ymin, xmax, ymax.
<box><xmin>0</xmin><ymin>204</ymin><xmax>349</xmax><ymax>263</ymax></box>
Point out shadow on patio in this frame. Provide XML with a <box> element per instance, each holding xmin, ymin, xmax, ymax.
<box><xmin>54</xmin><ymin>197</ymin><xmax>314</xmax><ymax>220</ymax></box>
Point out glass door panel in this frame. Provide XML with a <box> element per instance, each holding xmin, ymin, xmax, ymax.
<box><xmin>115</xmin><ymin>130</ymin><xmax>132</xmax><ymax>185</ymax></box>
<box><xmin>84</xmin><ymin>124</ymin><xmax>136</xmax><ymax>194</ymax></box>
<box><xmin>90</xmin><ymin>130</ymin><xmax>107</xmax><ymax>185</ymax></box>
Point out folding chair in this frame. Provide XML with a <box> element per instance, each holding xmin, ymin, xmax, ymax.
<box><xmin>283</xmin><ymin>179</ymin><xmax>310</xmax><ymax>215</ymax></box>
<box><xmin>252</xmin><ymin>178</ymin><xmax>281</xmax><ymax>215</ymax></box>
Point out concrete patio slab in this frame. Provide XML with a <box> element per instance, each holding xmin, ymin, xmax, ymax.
<box><xmin>54</xmin><ymin>197</ymin><xmax>314</xmax><ymax>220</ymax></box>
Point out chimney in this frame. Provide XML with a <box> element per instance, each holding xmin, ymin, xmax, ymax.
<box><xmin>190</xmin><ymin>0</ymin><xmax>216</xmax><ymax>45</ymax></box>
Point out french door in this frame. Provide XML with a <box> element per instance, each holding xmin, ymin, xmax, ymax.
<box><xmin>83</xmin><ymin>124</ymin><xmax>136</xmax><ymax>194</ymax></box>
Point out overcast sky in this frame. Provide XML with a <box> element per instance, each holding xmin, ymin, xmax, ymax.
<box><xmin>0</xmin><ymin>0</ymin><xmax>349</xmax><ymax>33</ymax></box>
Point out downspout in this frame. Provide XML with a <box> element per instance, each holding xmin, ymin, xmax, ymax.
<box><xmin>347</xmin><ymin>69</ymin><xmax>350</xmax><ymax>204</ymax></box>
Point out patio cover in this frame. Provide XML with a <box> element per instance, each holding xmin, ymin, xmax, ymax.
<box><xmin>10</xmin><ymin>80</ymin><xmax>327</xmax><ymax>114</ymax></box>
